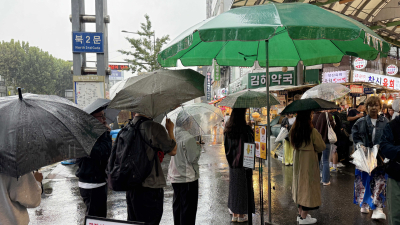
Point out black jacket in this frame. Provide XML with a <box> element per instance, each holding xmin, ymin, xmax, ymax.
<box><xmin>75</xmin><ymin>131</ymin><xmax>112</xmax><ymax>183</ymax></box>
<box><xmin>224</xmin><ymin>125</ymin><xmax>254</xmax><ymax>168</ymax></box>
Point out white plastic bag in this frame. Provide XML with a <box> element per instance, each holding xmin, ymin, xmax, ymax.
<box><xmin>350</xmin><ymin>144</ymin><xmax>379</xmax><ymax>175</ymax></box>
<box><xmin>275</xmin><ymin>127</ymin><xmax>288</xmax><ymax>143</ymax></box>
<box><xmin>325</xmin><ymin>112</ymin><xmax>337</xmax><ymax>144</ymax></box>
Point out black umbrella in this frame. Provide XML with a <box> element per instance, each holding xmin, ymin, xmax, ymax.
<box><xmin>83</xmin><ymin>98</ymin><xmax>120</xmax><ymax>124</ymax></box>
<box><xmin>0</xmin><ymin>89</ymin><xmax>106</xmax><ymax>177</ymax></box>
<box><xmin>281</xmin><ymin>98</ymin><xmax>340</xmax><ymax>114</ymax></box>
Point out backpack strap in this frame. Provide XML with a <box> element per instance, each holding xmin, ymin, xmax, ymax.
<box><xmin>133</xmin><ymin>118</ymin><xmax>163</xmax><ymax>177</ymax></box>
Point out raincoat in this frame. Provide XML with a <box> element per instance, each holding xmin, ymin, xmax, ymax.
<box><xmin>291</xmin><ymin>128</ymin><xmax>326</xmax><ymax>208</ymax></box>
<box><xmin>0</xmin><ymin>173</ymin><xmax>41</xmax><ymax>225</ymax></box>
<box><xmin>168</xmin><ymin>129</ymin><xmax>202</xmax><ymax>183</ymax></box>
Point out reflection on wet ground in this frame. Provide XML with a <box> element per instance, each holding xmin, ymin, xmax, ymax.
<box><xmin>29</xmin><ymin>138</ymin><xmax>388</xmax><ymax>224</ymax></box>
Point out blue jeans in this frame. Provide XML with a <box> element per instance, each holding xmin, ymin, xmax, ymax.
<box><xmin>320</xmin><ymin>143</ymin><xmax>331</xmax><ymax>183</ymax></box>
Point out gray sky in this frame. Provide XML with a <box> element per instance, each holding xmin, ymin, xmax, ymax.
<box><xmin>0</xmin><ymin>0</ymin><xmax>206</xmax><ymax>63</ymax></box>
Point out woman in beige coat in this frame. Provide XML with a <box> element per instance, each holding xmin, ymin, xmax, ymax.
<box><xmin>289</xmin><ymin>110</ymin><xmax>326</xmax><ymax>225</ymax></box>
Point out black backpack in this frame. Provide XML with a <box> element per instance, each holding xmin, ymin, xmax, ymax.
<box><xmin>106</xmin><ymin>117</ymin><xmax>162</xmax><ymax>191</ymax></box>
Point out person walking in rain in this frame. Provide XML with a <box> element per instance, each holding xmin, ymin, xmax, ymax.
<box><xmin>168</xmin><ymin>118</ymin><xmax>202</xmax><ymax>225</ymax></box>
<box><xmin>312</xmin><ymin>110</ymin><xmax>335</xmax><ymax>186</ymax></box>
<box><xmin>352</xmin><ymin>96</ymin><xmax>388</xmax><ymax>220</ymax></box>
<box><xmin>126</xmin><ymin>113</ymin><xmax>177</xmax><ymax>225</ymax></box>
<box><xmin>0</xmin><ymin>171</ymin><xmax>42</xmax><ymax>225</ymax></box>
<box><xmin>75</xmin><ymin>108</ymin><xmax>112</xmax><ymax>218</ymax></box>
<box><xmin>281</xmin><ymin>113</ymin><xmax>296</xmax><ymax>166</ymax></box>
<box><xmin>224</xmin><ymin>108</ymin><xmax>255</xmax><ymax>223</ymax></box>
<box><xmin>291</xmin><ymin>110</ymin><xmax>326</xmax><ymax>224</ymax></box>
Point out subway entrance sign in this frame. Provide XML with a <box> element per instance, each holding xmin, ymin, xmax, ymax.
<box><xmin>72</xmin><ymin>32</ymin><xmax>104</xmax><ymax>53</ymax></box>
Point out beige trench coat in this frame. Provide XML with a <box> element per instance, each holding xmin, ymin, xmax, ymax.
<box><xmin>290</xmin><ymin>128</ymin><xmax>326</xmax><ymax>208</ymax></box>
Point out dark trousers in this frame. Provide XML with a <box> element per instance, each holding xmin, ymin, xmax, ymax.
<box><xmin>172</xmin><ymin>180</ymin><xmax>199</xmax><ymax>225</ymax></box>
<box><xmin>79</xmin><ymin>185</ymin><xmax>108</xmax><ymax>218</ymax></box>
<box><xmin>126</xmin><ymin>186</ymin><xmax>164</xmax><ymax>225</ymax></box>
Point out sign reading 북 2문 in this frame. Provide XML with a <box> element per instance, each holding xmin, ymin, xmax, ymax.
<box><xmin>243</xmin><ymin>143</ymin><xmax>255</xmax><ymax>169</ymax></box>
<box><xmin>72</xmin><ymin>32</ymin><xmax>104</xmax><ymax>53</ymax></box>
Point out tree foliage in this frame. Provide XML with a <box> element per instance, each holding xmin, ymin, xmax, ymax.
<box><xmin>0</xmin><ymin>40</ymin><xmax>72</xmax><ymax>96</ymax></box>
<box><xmin>119</xmin><ymin>14</ymin><xmax>170</xmax><ymax>73</ymax></box>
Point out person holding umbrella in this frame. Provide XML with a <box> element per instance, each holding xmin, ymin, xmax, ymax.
<box><xmin>351</xmin><ymin>96</ymin><xmax>388</xmax><ymax>220</ymax></box>
<box><xmin>290</xmin><ymin>110</ymin><xmax>326</xmax><ymax>224</ymax></box>
<box><xmin>75</xmin><ymin>103</ymin><xmax>113</xmax><ymax>218</ymax></box>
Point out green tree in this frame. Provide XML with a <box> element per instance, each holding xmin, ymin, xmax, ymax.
<box><xmin>119</xmin><ymin>14</ymin><xmax>170</xmax><ymax>73</ymax></box>
<box><xmin>0</xmin><ymin>40</ymin><xmax>73</xmax><ymax>96</ymax></box>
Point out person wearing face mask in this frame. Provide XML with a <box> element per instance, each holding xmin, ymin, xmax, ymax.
<box><xmin>352</xmin><ymin>96</ymin><xmax>389</xmax><ymax>220</ymax></box>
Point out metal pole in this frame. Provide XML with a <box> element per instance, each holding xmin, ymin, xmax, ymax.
<box><xmin>265</xmin><ymin>39</ymin><xmax>272</xmax><ymax>224</ymax></box>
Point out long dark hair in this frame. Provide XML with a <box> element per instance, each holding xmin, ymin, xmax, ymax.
<box><xmin>224</xmin><ymin>108</ymin><xmax>247</xmax><ymax>139</ymax></box>
<box><xmin>290</xmin><ymin>110</ymin><xmax>313</xmax><ymax>150</ymax></box>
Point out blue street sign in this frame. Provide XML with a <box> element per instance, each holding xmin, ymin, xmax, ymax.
<box><xmin>72</xmin><ymin>32</ymin><xmax>104</xmax><ymax>53</ymax></box>
<box><xmin>110</xmin><ymin>70</ymin><xmax>123</xmax><ymax>81</ymax></box>
<box><xmin>364</xmin><ymin>87</ymin><xmax>374</xmax><ymax>95</ymax></box>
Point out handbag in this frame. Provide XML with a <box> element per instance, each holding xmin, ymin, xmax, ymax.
<box><xmin>275</xmin><ymin>127</ymin><xmax>288</xmax><ymax>143</ymax></box>
<box><xmin>325</xmin><ymin>112</ymin><xmax>337</xmax><ymax>144</ymax></box>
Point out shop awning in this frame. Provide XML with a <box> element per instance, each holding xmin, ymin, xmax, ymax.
<box><xmin>340</xmin><ymin>82</ymin><xmax>399</xmax><ymax>93</ymax></box>
<box><xmin>252</xmin><ymin>84</ymin><xmax>317</xmax><ymax>93</ymax></box>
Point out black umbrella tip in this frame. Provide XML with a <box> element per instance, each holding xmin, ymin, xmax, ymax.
<box><xmin>17</xmin><ymin>87</ymin><xmax>22</xmax><ymax>100</ymax></box>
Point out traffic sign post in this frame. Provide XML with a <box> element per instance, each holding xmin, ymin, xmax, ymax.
<box><xmin>72</xmin><ymin>32</ymin><xmax>104</xmax><ymax>53</ymax></box>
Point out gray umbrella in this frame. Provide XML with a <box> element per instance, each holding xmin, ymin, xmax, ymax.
<box><xmin>83</xmin><ymin>98</ymin><xmax>120</xmax><ymax>124</ymax></box>
<box><xmin>0</xmin><ymin>90</ymin><xmax>106</xmax><ymax>178</ymax></box>
<box><xmin>108</xmin><ymin>69</ymin><xmax>205</xmax><ymax>118</ymax></box>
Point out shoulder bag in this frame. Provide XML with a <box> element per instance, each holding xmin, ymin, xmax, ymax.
<box><xmin>326</xmin><ymin>112</ymin><xmax>337</xmax><ymax>144</ymax></box>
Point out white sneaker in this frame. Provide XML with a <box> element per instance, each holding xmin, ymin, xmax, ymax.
<box><xmin>299</xmin><ymin>215</ymin><xmax>317</xmax><ymax>224</ymax></box>
<box><xmin>337</xmin><ymin>162</ymin><xmax>345</xmax><ymax>167</ymax></box>
<box><xmin>231</xmin><ymin>216</ymin><xmax>238</xmax><ymax>222</ymax></box>
<box><xmin>371</xmin><ymin>208</ymin><xmax>386</xmax><ymax>220</ymax></box>
<box><xmin>297</xmin><ymin>214</ymin><xmax>312</xmax><ymax>222</ymax></box>
<box><xmin>237</xmin><ymin>215</ymin><xmax>248</xmax><ymax>222</ymax></box>
<box><xmin>360</xmin><ymin>206</ymin><xmax>370</xmax><ymax>214</ymax></box>
<box><xmin>323</xmin><ymin>181</ymin><xmax>331</xmax><ymax>186</ymax></box>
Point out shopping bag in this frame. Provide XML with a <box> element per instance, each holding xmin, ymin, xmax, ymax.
<box><xmin>350</xmin><ymin>144</ymin><xmax>378</xmax><ymax>175</ymax></box>
<box><xmin>325</xmin><ymin>112</ymin><xmax>337</xmax><ymax>144</ymax></box>
<box><xmin>275</xmin><ymin>127</ymin><xmax>288</xmax><ymax>143</ymax></box>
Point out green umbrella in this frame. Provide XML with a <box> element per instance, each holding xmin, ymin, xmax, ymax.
<box><xmin>157</xmin><ymin>3</ymin><xmax>390</xmax><ymax>223</ymax></box>
<box><xmin>219</xmin><ymin>90</ymin><xmax>279</xmax><ymax>108</ymax></box>
<box><xmin>281</xmin><ymin>98</ymin><xmax>340</xmax><ymax>114</ymax></box>
<box><xmin>158</xmin><ymin>3</ymin><xmax>389</xmax><ymax>68</ymax></box>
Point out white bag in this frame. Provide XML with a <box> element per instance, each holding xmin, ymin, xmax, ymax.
<box><xmin>325</xmin><ymin>112</ymin><xmax>337</xmax><ymax>144</ymax></box>
<box><xmin>275</xmin><ymin>127</ymin><xmax>288</xmax><ymax>143</ymax></box>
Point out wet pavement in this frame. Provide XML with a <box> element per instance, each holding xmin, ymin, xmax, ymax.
<box><xmin>28</xmin><ymin>140</ymin><xmax>389</xmax><ymax>225</ymax></box>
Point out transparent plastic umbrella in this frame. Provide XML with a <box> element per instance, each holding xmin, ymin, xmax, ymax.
<box><xmin>161</xmin><ymin>103</ymin><xmax>224</xmax><ymax>143</ymax></box>
<box><xmin>350</xmin><ymin>144</ymin><xmax>379</xmax><ymax>175</ymax></box>
<box><xmin>301</xmin><ymin>83</ymin><xmax>350</xmax><ymax>101</ymax></box>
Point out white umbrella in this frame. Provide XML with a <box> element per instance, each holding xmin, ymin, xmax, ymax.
<box><xmin>109</xmin><ymin>78</ymin><xmax>128</xmax><ymax>100</ymax></box>
<box><xmin>301</xmin><ymin>83</ymin><xmax>350</xmax><ymax>102</ymax></box>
